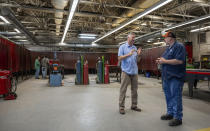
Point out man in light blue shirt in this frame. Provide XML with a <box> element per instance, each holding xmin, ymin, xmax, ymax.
<box><xmin>118</xmin><ymin>32</ymin><xmax>142</xmax><ymax>115</ymax></box>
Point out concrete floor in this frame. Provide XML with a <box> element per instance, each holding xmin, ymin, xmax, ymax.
<box><xmin>0</xmin><ymin>74</ymin><xmax>210</xmax><ymax>131</ymax></box>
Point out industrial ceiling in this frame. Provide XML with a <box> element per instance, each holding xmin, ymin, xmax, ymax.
<box><xmin>0</xmin><ymin>0</ymin><xmax>210</xmax><ymax>51</ymax></box>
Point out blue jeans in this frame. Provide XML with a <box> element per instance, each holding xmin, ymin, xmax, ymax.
<box><xmin>42</xmin><ymin>67</ymin><xmax>47</xmax><ymax>78</ymax></box>
<box><xmin>35</xmin><ymin>68</ymin><xmax>40</xmax><ymax>79</ymax></box>
<box><xmin>163</xmin><ymin>78</ymin><xmax>184</xmax><ymax>120</ymax></box>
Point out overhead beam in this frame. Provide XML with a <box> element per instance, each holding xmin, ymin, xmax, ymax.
<box><xmin>93</xmin><ymin>0</ymin><xmax>173</xmax><ymax>43</ymax></box>
<box><xmin>1</xmin><ymin>4</ymin><xmax>183</xmax><ymax>21</ymax></box>
<box><xmin>0</xmin><ymin>7</ymin><xmax>39</xmax><ymax>44</ymax></box>
<box><xmin>79</xmin><ymin>0</ymin><xmax>145</xmax><ymax>10</ymax></box>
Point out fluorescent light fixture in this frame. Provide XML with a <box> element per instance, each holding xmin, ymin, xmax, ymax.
<box><xmin>117</xmin><ymin>7</ymin><xmax>210</xmax><ymax>45</ymax></box>
<box><xmin>166</xmin><ymin>14</ymin><xmax>210</xmax><ymax>30</ymax></box>
<box><xmin>26</xmin><ymin>27</ymin><xmax>36</xmax><ymax>29</ymax></box>
<box><xmin>118</xmin><ymin>41</ymin><xmax>124</xmax><ymax>45</ymax></box>
<box><xmin>93</xmin><ymin>0</ymin><xmax>173</xmax><ymax>43</ymax></box>
<box><xmin>0</xmin><ymin>32</ymin><xmax>20</xmax><ymax>35</ymax></box>
<box><xmin>0</xmin><ymin>16</ymin><xmax>10</xmax><ymax>23</ymax></box>
<box><xmin>126</xmin><ymin>14</ymin><xmax>210</xmax><ymax>44</ymax></box>
<box><xmin>147</xmin><ymin>40</ymin><xmax>152</xmax><ymax>42</ymax></box>
<box><xmin>190</xmin><ymin>26</ymin><xmax>210</xmax><ymax>32</ymax></box>
<box><xmin>17</xmin><ymin>40</ymin><xmax>28</xmax><ymax>42</ymax></box>
<box><xmin>79</xmin><ymin>36</ymin><xmax>96</xmax><ymax>39</ymax></box>
<box><xmin>59</xmin><ymin>42</ymin><xmax>66</xmax><ymax>45</ymax></box>
<box><xmin>7</xmin><ymin>36</ymin><xmax>26</xmax><ymax>39</ymax></box>
<box><xmin>153</xmin><ymin>42</ymin><xmax>165</xmax><ymax>45</ymax></box>
<box><xmin>79</xmin><ymin>33</ymin><xmax>98</xmax><ymax>37</ymax></box>
<box><xmin>14</xmin><ymin>28</ymin><xmax>21</xmax><ymax>33</ymax></box>
<box><xmin>141</xmin><ymin>23</ymin><xmax>147</xmax><ymax>26</ymax></box>
<box><xmin>91</xmin><ymin>42</ymin><xmax>98</xmax><ymax>46</ymax></box>
<box><xmin>61</xmin><ymin>0</ymin><xmax>79</xmax><ymax>43</ymax></box>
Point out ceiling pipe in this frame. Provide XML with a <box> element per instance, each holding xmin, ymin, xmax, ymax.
<box><xmin>0</xmin><ymin>7</ymin><xmax>39</xmax><ymax>45</ymax></box>
<box><xmin>51</xmin><ymin>0</ymin><xmax>69</xmax><ymax>36</ymax></box>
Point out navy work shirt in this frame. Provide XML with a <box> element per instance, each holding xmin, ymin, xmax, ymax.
<box><xmin>161</xmin><ymin>41</ymin><xmax>186</xmax><ymax>81</ymax></box>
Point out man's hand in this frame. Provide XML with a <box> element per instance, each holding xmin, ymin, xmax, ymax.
<box><xmin>156</xmin><ymin>57</ymin><xmax>166</xmax><ymax>64</ymax></box>
<box><xmin>118</xmin><ymin>49</ymin><xmax>135</xmax><ymax>61</ymax></box>
<box><xmin>156</xmin><ymin>57</ymin><xmax>183</xmax><ymax>65</ymax></box>
<box><xmin>137</xmin><ymin>48</ymin><xmax>142</xmax><ymax>55</ymax></box>
<box><xmin>129</xmin><ymin>49</ymin><xmax>136</xmax><ymax>56</ymax></box>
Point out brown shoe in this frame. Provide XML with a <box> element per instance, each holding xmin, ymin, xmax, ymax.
<box><xmin>119</xmin><ymin>109</ymin><xmax>125</xmax><ymax>115</ymax></box>
<box><xmin>131</xmin><ymin>107</ymin><xmax>142</xmax><ymax>112</ymax></box>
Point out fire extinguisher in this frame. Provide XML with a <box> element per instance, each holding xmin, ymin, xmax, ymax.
<box><xmin>104</xmin><ymin>64</ymin><xmax>109</xmax><ymax>84</ymax></box>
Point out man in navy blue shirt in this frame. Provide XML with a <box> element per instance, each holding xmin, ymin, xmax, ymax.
<box><xmin>118</xmin><ymin>32</ymin><xmax>142</xmax><ymax>115</ymax></box>
<box><xmin>156</xmin><ymin>31</ymin><xmax>186</xmax><ymax>126</ymax></box>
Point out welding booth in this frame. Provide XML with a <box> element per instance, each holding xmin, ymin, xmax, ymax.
<box><xmin>96</xmin><ymin>56</ymin><xmax>109</xmax><ymax>84</ymax></box>
<box><xmin>75</xmin><ymin>56</ymin><xmax>89</xmax><ymax>85</ymax></box>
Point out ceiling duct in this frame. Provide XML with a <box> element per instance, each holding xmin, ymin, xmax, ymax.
<box><xmin>0</xmin><ymin>7</ymin><xmax>39</xmax><ymax>45</ymax></box>
<box><xmin>51</xmin><ymin>0</ymin><xmax>69</xmax><ymax>36</ymax></box>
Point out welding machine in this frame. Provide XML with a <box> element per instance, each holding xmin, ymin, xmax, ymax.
<box><xmin>49</xmin><ymin>64</ymin><xmax>62</xmax><ymax>87</ymax></box>
<box><xmin>0</xmin><ymin>70</ymin><xmax>17</xmax><ymax>100</ymax></box>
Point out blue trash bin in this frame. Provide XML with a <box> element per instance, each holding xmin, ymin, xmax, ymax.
<box><xmin>146</xmin><ymin>72</ymin><xmax>150</xmax><ymax>78</ymax></box>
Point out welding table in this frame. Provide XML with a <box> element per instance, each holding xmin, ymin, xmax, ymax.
<box><xmin>185</xmin><ymin>69</ymin><xmax>210</xmax><ymax>97</ymax></box>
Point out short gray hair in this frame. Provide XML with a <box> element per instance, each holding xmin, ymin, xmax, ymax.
<box><xmin>127</xmin><ymin>32</ymin><xmax>135</xmax><ymax>38</ymax></box>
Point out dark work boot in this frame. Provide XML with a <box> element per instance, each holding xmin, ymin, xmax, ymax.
<box><xmin>160</xmin><ymin>114</ymin><xmax>173</xmax><ymax>120</ymax></box>
<box><xmin>168</xmin><ymin>119</ymin><xmax>182</xmax><ymax>126</ymax></box>
<box><xmin>119</xmin><ymin>108</ymin><xmax>125</xmax><ymax>115</ymax></box>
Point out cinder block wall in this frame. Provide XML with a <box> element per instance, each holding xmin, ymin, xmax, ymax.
<box><xmin>189</xmin><ymin>31</ymin><xmax>210</xmax><ymax>62</ymax></box>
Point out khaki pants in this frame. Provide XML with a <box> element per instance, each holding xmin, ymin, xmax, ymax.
<box><xmin>119</xmin><ymin>71</ymin><xmax>138</xmax><ymax>109</ymax></box>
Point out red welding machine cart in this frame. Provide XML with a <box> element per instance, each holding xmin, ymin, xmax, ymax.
<box><xmin>0</xmin><ymin>70</ymin><xmax>17</xmax><ymax>100</ymax></box>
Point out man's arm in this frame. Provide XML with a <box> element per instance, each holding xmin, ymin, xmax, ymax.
<box><xmin>157</xmin><ymin>45</ymin><xmax>185</xmax><ymax>65</ymax></box>
<box><xmin>118</xmin><ymin>49</ymin><xmax>135</xmax><ymax>61</ymax></box>
<box><xmin>137</xmin><ymin>55</ymin><xmax>141</xmax><ymax>62</ymax></box>
<box><xmin>137</xmin><ymin>47</ymin><xmax>142</xmax><ymax>62</ymax></box>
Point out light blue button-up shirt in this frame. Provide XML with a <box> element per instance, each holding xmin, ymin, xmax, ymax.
<box><xmin>118</xmin><ymin>42</ymin><xmax>138</xmax><ymax>75</ymax></box>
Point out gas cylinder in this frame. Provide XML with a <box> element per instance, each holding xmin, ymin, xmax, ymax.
<box><xmin>83</xmin><ymin>63</ymin><xmax>89</xmax><ymax>85</ymax></box>
<box><xmin>97</xmin><ymin>60</ymin><xmax>103</xmax><ymax>83</ymax></box>
<box><xmin>75</xmin><ymin>60</ymin><xmax>81</xmax><ymax>84</ymax></box>
<box><xmin>104</xmin><ymin>64</ymin><xmax>109</xmax><ymax>84</ymax></box>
